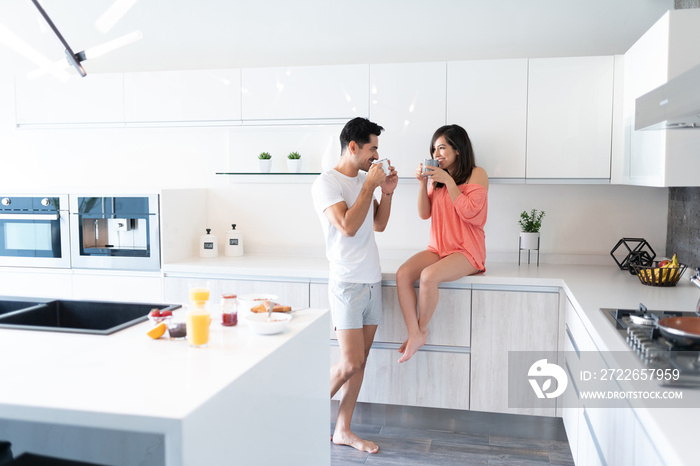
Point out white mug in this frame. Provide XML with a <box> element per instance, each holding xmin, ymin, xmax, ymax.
<box><xmin>371</xmin><ymin>158</ymin><xmax>390</xmax><ymax>176</ymax></box>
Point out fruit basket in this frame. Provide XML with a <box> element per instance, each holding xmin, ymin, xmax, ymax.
<box><xmin>632</xmin><ymin>261</ymin><xmax>687</xmax><ymax>287</ymax></box>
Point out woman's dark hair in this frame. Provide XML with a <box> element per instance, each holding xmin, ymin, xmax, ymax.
<box><xmin>339</xmin><ymin>117</ymin><xmax>384</xmax><ymax>155</ymax></box>
<box><xmin>429</xmin><ymin>124</ymin><xmax>476</xmax><ymax>188</ymax></box>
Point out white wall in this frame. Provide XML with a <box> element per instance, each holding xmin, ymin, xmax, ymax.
<box><xmin>0</xmin><ymin>70</ymin><xmax>669</xmax><ymax>264</ymax></box>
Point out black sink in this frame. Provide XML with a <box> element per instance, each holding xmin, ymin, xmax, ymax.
<box><xmin>0</xmin><ymin>299</ymin><xmax>180</xmax><ymax>335</ymax></box>
<box><xmin>0</xmin><ymin>299</ymin><xmax>48</xmax><ymax>316</ymax></box>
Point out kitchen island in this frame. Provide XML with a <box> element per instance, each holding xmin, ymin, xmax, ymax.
<box><xmin>163</xmin><ymin>254</ymin><xmax>700</xmax><ymax>466</ymax></box>
<box><xmin>0</xmin><ymin>307</ymin><xmax>330</xmax><ymax>465</ymax></box>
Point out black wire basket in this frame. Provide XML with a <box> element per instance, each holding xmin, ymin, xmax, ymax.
<box><xmin>632</xmin><ymin>261</ymin><xmax>687</xmax><ymax>287</ymax></box>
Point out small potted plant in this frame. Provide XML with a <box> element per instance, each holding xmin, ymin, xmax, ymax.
<box><xmin>518</xmin><ymin>209</ymin><xmax>545</xmax><ymax>250</ymax></box>
<box><xmin>258</xmin><ymin>152</ymin><xmax>272</xmax><ymax>173</ymax></box>
<box><xmin>287</xmin><ymin>151</ymin><xmax>302</xmax><ymax>173</ymax></box>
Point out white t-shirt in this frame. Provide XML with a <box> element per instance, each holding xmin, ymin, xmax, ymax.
<box><xmin>311</xmin><ymin>169</ymin><xmax>381</xmax><ymax>284</ymax></box>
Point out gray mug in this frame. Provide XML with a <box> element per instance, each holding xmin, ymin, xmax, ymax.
<box><xmin>422</xmin><ymin>159</ymin><xmax>439</xmax><ymax>175</ymax></box>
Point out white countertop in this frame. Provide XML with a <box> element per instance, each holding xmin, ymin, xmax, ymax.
<box><xmin>164</xmin><ymin>255</ymin><xmax>700</xmax><ymax>465</ymax></box>
<box><xmin>0</xmin><ymin>307</ymin><xmax>328</xmax><ymax>431</ymax></box>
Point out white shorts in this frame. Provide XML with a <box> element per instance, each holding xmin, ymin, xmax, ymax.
<box><xmin>328</xmin><ymin>279</ymin><xmax>383</xmax><ymax>330</ymax></box>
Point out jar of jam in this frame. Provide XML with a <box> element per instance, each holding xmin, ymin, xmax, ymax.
<box><xmin>221</xmin><ymin>294</ymin><xmax>238</xmax><ymax>326</ymax></box>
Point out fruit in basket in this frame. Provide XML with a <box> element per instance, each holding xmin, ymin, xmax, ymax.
<box><xmin>658</xmin><ymin>260</ymin><xmax>670</xmax><ymax>268</ymax></box>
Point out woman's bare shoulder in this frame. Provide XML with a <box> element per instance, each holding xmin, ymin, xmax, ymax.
<box><xmin>468</xmin><ymin>167</ymin><xmax>489</xmax><ymax>189</ymax></box>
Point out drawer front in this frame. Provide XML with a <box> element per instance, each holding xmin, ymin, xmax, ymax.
<box><xmin>313</xmin><ymin>283</ymin><xmax>471</xmax><ymax>347</ymax></box>
<box><xmin>331</xmin><ymin>345</ymin><xmax>470</xmax><ymax>410</ymax></box>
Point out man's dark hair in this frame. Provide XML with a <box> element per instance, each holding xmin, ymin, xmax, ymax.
<box><xmin>339</xmin><ymin>117</ymin><xmax>384</xmax><ymax>155</ymax></box>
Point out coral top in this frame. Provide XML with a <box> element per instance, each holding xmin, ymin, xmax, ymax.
<box><xmin>427</xmin><ymin>183</ymin><xmax>488</xmax><ymax>271</ymax></box>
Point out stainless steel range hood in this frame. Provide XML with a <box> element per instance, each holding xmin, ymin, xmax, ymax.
<box><xmin>635</xmin><ymin>62</ymin><xmax>700</xmax><ymax>130</ymax></box>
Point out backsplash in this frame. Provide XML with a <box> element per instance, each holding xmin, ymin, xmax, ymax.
<box><xmin>667</xmin><ymin>187</ymin><xmax>700</xmax><ymax>269</ymax></box>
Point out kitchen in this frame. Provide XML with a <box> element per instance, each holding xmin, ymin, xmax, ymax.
<box><xmin>1</xmin><ymin>0</ymin><xmax>700</xmax><ymax>465</ymax></box>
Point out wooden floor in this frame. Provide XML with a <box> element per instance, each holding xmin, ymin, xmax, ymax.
<box><xmin>331</xmin><ymin>403</ymin><xmax>575</xmax><ymax>465</ymax></box>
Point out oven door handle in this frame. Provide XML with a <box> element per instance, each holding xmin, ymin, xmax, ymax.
<box><xmin>0</xmin><ymin>213</ymin><xmax>60</xmax><ymax>221</ymax></box>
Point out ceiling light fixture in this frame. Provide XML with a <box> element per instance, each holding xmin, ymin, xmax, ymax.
<box><xmin>30</xmin><ymin>0</ymin><xmax>87</xmax><ymax>77</ymax></box>
<box><xmin>0</xmin><ymin>22</ymin><xmax>70</xmax><ymax>81</ymax></box>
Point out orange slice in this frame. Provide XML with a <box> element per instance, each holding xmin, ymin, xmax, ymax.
<box><xmin>147</xmin><ymin>322</ymin><xmax>167</xmax><ymax>339</ymax></box>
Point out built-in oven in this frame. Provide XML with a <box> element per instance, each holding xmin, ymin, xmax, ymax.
<box><xmin>0</xmin><ymin>195</ymin><xmax>70</xmax><ymax>268</ymax></box>
<box><xmin>70</xmin><ymin>194</ymin><xmax>160</xmax><ymax>271</ymax></box>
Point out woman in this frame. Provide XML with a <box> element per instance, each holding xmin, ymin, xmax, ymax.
<box><xmin>396</xmin><ymin>124</ymin><xmax>488</xmax><ymax>363</ymax></box>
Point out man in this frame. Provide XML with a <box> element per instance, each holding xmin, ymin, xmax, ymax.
<box><xmin>311</xmin><ymin>117</ymin><xmax>398</xmax><ymax>453</ymax></box>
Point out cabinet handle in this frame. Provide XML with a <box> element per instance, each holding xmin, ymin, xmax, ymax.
<box><xmin>565</xmin><ymin>324</ymin><xmax>580</xmax><ymax>358</ymax></box>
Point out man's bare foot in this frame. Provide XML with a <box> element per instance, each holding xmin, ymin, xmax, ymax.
<box><xmin>398</xmin><ymin>332</ymin><xmax>427</xmax><ymax>363</ymax></box>
<box><xmin>332</xmin><ymin>430</ymin><xmax>379</xmax><ymax>453</ymax></box>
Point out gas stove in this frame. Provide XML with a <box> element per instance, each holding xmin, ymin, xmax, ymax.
<box><xmin>603</xmin><ymin>306</ymin><xmax>700</xmax><ymax>388</ymax></box>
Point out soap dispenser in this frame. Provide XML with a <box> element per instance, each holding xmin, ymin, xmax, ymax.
<box><xmin>225</xmin><ymin>224</ymin><xmax>244</xmax><ymax>257</ymax></box>
<box><xmin>199</xmin><ymin>228</ymin><xmax>219</xmax><ymax>258</ymax></box>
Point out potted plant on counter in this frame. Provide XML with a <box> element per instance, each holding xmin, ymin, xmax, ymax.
<box><xmin>258</xmin><ymin>152</ymin><xmax>272</xmax><ymax>173</ymax></box>
<box><xmin>287</xmin><ymin>151</ymin><xmax>302</xmax><ymax>173</ymax></box>
<box><xmin>518</xmin><ymin>209</ymin><xmax>545</xmax><ymax>250</ymax></box>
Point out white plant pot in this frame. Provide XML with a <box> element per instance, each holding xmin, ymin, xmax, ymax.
<box><xmin>287</xmin><ymin>158</ymin><xmax>302</xmax><ymax>173</ymax></box>
<box><xmin>519</xmin><ymin>232</ymin><xmax>540</xmax><ymax>250</ymax></box>
<box><xmin>258</xmin><ymin>159</ymin><xmax>272</xmax><ymax>173</ymax></box>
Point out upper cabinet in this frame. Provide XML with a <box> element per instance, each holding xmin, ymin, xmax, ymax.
<box><xmin>124</xmin><ymin>69</ymin><xmax>241</xmax><ymax>123</ymax></box>
<box><xmin>241</xmin><ymin>64</ymin><xmax>369</xmax><ymax>121</ymax></box>
<box><xmin>370</xmin><ymin>62</ymin><xmax>446</xmax><ymax>177</ymax></box>
<box><xmin>526</xmin><ymin>56</ymin><xmax>614</xmax><ymax>180</ymax></box>
<box><xmin>448</xmin><ymin>59</ymin><xmax>528</xmax><ymax>179</ymax></box>
<box><xmin>622</xmin><ymin>9</ymin><xmax>700</xmax><ymax>187</ymax></box>
<box><xmin>15</xmin><ymin>74</ymin><xmax>124</xmax><ymax>126</ymax></box>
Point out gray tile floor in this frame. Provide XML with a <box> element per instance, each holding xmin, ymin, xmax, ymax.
<box><xmin>331</xmin><ymin>403</ymin><xmax>574</xmax><ymax>465</ymax></box>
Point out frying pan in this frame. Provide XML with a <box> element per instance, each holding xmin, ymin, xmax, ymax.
<box><xmin>656</xmin><ymin>316</ymin><xmax>700</xmax><ymax>346</ymax></box>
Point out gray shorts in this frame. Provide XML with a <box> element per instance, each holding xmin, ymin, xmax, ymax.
<box><xmin>328</xmin><ymin>279</ymin><xmax>383</xmax><ymax>330</ymax></box>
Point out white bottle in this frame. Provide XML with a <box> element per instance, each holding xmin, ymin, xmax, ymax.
<box><xmin>199</xmin><ymin>228</ymin><xmax>219</xmax><ymax>258</ymax></box>
<box><xmin>225</xmin><ymin>224</ymin><xmax>244</xmax><ymax>257</ymax></box>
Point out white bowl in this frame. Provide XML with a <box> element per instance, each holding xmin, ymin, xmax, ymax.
<box><xmin>246</xmin><ymin>313</ymin><xmax>291</xmax><ymax>335</ymax></box>
<box><xmin>237</xmin><ymin>293</ymin><xmax>279</xmax><ymax>315</ymax></box>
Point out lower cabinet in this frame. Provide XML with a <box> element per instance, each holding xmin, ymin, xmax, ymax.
<box><xmin>560</xmin><ymin>296</ymin><xmax>663</xmax><ymax>466</ymax></box>
<box><xmin>311</xmin><ymin>282</ymin><xmax>471</xmax><ymax>345</ymax></box>
<box><xmin>317</xmin><ymin>281</ymin><xmax>471</xmax><ymax>410</ymax></box>
<box><xmin>470</xmin><ymin>288</ymin><xmax>560</xmax><ymax>416</ymax></box>
<box><xmin>72</xmin><ymin>271</ymin><xmax>163</xmax><ymax>303</ymax></box>
<box><xmin>0</xmin><ymin>268</ymin><xmax>73</xmax><ymax>299</ymax></box>
<box><xmin>330</xmin><ymin>345</ymin><xmax>470</xmax><ymax>410</ymax></box>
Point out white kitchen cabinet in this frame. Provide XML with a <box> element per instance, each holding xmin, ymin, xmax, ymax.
<box><xmin>14</xmin><ymin>74</ymin><xmax>124</xmax><ymax>126</ymax></box>
<box><xmin>622</xmin><ymin>9</ymin><xmax>700</xmax><ymax>187</ymax></box>
<box><xmin>330</xmin><ymin>345</ymin><xmax>470</xmax><ymax>410</ymax></box>
<box><xmin>312</xmin><ymin>282</ymin><xmax>470</xmax><ymax>347</ymax></box>
<box><xmin>72</xmin><ymin>271</ymin><xmax>163</xmax><ymax>303</ymax></box>
<box><xmin>447</xmin><ymin>59</ymin><xmax>528</xmax><ymax>179</ymax></box>
<box><xmin>470</xmin><ymin>288</ymin><xmax>559</xmax><ymax>416</ymax></box>
<box><xmin>123</xmin><ymin>69</ymin><xmax>241</xmax><ymax>123</ymax></box>
<box><xmin>369</xmin><ymin>62</ymin><xmax>446</xmax><ymax>177</ymax></box>
<box><xmin>0</xmin><ymin>268</ymin><xmax>72</xmax><ymax>299</ymax></box>
<box><xmin>163</xmin><ymin>276</ymin><xmax>309</xmax><ymax>309</ymax></box>
<box><xmin>241</xmin><ymin>64</ymin><xmax>369</xmax><ymax>121</ymax></box>
<box><xmin>526</xmin><ymin>56</ymin><xmax>614</xmax><ymax>180</ymax></box>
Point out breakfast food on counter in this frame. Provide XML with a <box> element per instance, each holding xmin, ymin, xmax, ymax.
<box><xmin>250</xmin><ymin>301</ymin><xmax>292</xmax><ymax>313</ymax></box>
<box><xmin>168</xmin><ymin>322</ymin><xmax>187</xmax><ymax>339</ymax></box>
<box><xmin>147</xmin><ymin>322</ymin><xmax>167</xmax><ymax>339</ymax></box>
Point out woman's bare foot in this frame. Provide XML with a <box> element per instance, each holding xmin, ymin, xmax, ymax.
<box><xmin>398</xmin><ymin>340</ymin><xmax>407</xmax><ymax>353</ymax></box>
<box><xmin>398</xmin><ymin>332</ymin><xmax>427</xmax><ymax>363</ymax></box>
<box><xmin>332</xmin><ymin>430</ymin><xmax>379</xmax><ymax>453</ymax></box>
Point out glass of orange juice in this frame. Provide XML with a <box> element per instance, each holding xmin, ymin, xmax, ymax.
<box><xmin>188</xmin><ymin>282</ymin><xmax>211</xmax><ymax>307</ymax></box>
<box><xmin>186</xmin><ymin>306</ymin><xmax>211</xmax><ymax>348</ymax></box>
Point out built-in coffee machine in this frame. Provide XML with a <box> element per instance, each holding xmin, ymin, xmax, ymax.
<box><xmin>70</xmin><ymin>195</ymin><xmax>160</xmax><ymax>271</ymax></box>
